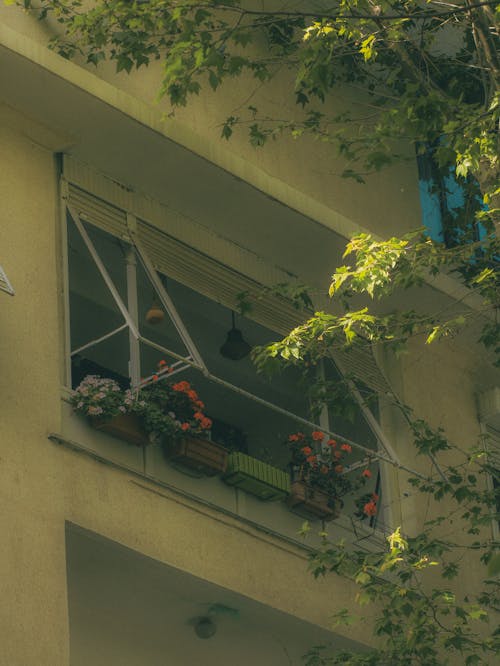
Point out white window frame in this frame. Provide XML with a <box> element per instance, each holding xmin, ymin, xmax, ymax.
<box><xmin>60</xmin><ymin>166</ymin><xmax>430</xmax><ymax>488</ymax></box>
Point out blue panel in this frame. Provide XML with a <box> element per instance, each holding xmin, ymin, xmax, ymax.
<box><xmin>418</xmin><ymin>178</ymin><xmax>444</xmax><ymax>242</ymax></box>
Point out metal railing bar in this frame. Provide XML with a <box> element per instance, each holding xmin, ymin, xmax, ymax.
<box><xmin>70</xmin><ymin>324</ymin><xmax>128</xmax><ymax>357</ymax></box>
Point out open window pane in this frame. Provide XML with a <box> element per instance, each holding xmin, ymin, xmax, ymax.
<box><xmin>324</xmin><ymin>359</ymin><xmax>384</xmax><ymax>529</ymax></box>
<box><xmin>138</xmin><ymin>275</ymin><xmax>310</xmax><ymax>466</ymax></box>
<box><xmin>67</xmin><ymin>213</ymin><xmax>130</xmax><ymax>387</ymax></box>
<box><xmin>136</xmin><ymin>257</ymin><xmax>192</xmax><ymax>370</ymax></box>
<box><xmin>161</xmin><ymin>277</ymin><xmax>308</xmax><ymax>411</ymax></box>
<box><xmin>71</xmin><ymin>328</ymin><xmax>131</xmax><ymax>389</ymax></box>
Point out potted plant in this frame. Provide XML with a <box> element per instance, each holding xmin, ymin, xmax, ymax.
<box><xmin>285</xmin><ymin>431</ymin><xmax>367</xmax><ymax>521</ymax></box>
<box><xmin>222</xmin><ymin>451</ymin><xmax>290</xmax><ymax>501</ymax></box>
<box><xmin>71</xmin><ymin>375</ymin><xmax>149</xmax><ymax>447</ymax></box>
<box><xmin>138</xmin><ymin>361</ymin><xmax>227</xmax><ymax>476</ymax></box>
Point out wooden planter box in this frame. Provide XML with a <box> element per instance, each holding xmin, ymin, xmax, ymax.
<box><xmin>91</xmin><ymin>413</ymin><xmax>149</xmax><ymax>447</ymax></box>
<box><xmin>286</xmin><ymin>480</ymin><xmax>340</xmax><ymax>521</ymax></box>
<box><xmin>223</xmin><ymin>452</ymin><xmax>290</xmax><ymax>501</ymax></box>
<box><xmin>164</xmin><ymin>436</ymin><xmax>228</xmax><ymax>476</ymax></box>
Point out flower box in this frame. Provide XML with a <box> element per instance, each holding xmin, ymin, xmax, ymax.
<box><xmin>90</xmin><ymin>413</ymin><xmax>149</xmax><ymax>447</ymax></box>
<box><xmin>163</xmin><ymin>436</ymin><xmax>228</xmax><ymax>476</ymax></box>
<box><xmin>286</xmin><ymin>480</ymin><xmax>340</xmax><ymax>521</ymax></box>
<box><xmin>222</xmin><ymin>452</ymin><xmax>290</xmax><ymax>501</ymax></box>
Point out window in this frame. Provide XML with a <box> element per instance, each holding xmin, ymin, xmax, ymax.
<box><xmin>62</xmin><ymin>168</ymin><xmax>396</xmax><ymax>528</ymax></box>
<box><xmin>64</xmin><ymin>195</ymin><xmax>312</xmax><ymax>461</ymax></box>
<box><xmin>416</xmin><ymin>144</ymin><xmax>486</xmax><ymax>247</ymax></box>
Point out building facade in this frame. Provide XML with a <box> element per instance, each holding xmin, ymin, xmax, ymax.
<box><xmin>0</xmin><ymin>6</ymin><xmax>498</xmax><ymax>665</ymax></box>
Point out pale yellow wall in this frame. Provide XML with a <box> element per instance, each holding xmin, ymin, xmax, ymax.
<box><xmin>378</xmin><ymin>332</ymin><xmax>497</xmax><ymax>604</ymax></box>
<box><xmin>0</xmin><ymin>120</ymin><xmax>69</xmax><ymax>665</ymax></box>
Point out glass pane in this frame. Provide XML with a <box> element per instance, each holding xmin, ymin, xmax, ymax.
<box><xmin>163</xmin><ymin>277</ymin><xmax>308</xmax><ymax>414</ymax></box>
<box><xmin>135</xmin><ymin>275</ymin><xmax>311</xmax><ymax>468</ymax></box>
<box><xmin>136</xmin><ymin>257</ymin><xmax>190</xmax><ymax>364</ymax></box>
<box><xmin>323</xmin><ymin>358</ymin><xmax>383</xmax><ymax>527</ymax></box>
<box><xmin>71</xmin><ymin>329</ymin><xmax>131</xmax><ymax>390</ymax></box>
<box><xmin>67</xmin><ymin>213</ymin><xmax>130</xmax><ymax>387</ymax></box>
<box><xmin>324</xmin><ymin>358</ymin><xmax>378</xmax><ymax>458</ymax></box>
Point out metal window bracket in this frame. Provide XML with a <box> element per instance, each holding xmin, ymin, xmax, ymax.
<box><xmin>68</xmin><ymin>204</ymin><xmax>141</xmax><ymax>340</ymax></box>
<box><xmin>330</xmin><ymin>353</ymin><xmax>401</xmax><ymax>465</ymax></box>
<box><xmin>131</xmin><ymin>226</ymin><xmax>207</xmax><ymax>373</ymax></box>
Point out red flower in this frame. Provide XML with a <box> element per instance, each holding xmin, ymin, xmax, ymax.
<box><xmin>334</xmin><ymin>464</ymin><xmax>344</xmax><ymax>473</ymax></box>
<box><xmin>302</xmin><ymin>446</ymin><xmax>312</xmax><ymax>455</ymax></box>
<box><xmin>180</xmin><ymin>423</ymin><xmax>190</xmax><ymax>431</ymax></box>
<box><xmin>327</xmin><ymin>439</ymin><xmax>337</xmax><ymax>448</ymax></box>
<box><xmin>194</xmin><ymin>400</ymin><xmax>205</xmax><ymax>410</ymax></box>
<box><xmin>158</xmin><ymin>360</ymin><xmax>167</xmax><ymax>367</ymax></box>
<box><xmin>333</xmin><ymin>450</ymin><xmax>342</xmax><ymax>459</ymax></box>
<box><xmin>306</xmin><ymin>455</ymin><xmax>317</xmax><ymax>463</ymax></box>
<box><xmin>340</xmin><ymin>443</ymin><xmax>352</xmax><ymax>453</ymax></box>
<box><xmin>289</xmin><ymin>434</ymin><xmax>300</xmax><ymax>442</ymax></box>
<box><xmin>372</xmin><ymin>493</ymin><xmax>379</xmax><ymax>501</ymax></box>
<box><xmin>320</xmin><ymin>465</ymin><xmax>329</xmax><ymax>474</ymax></box>
<box><xmin>152</xmin><ymin>374</ymin><xmax>159</xmax><ymax>382</ymax></box>
<box><xmin>312</xmin><ymin>431</ymin><xmax>324</xmax><ymax>441</ymax></box>
<box><xmin>173</xmin><ymin>381</ymin><xmax>191</xmax><ymax>392</ymax></box>
<box><xmin>200</xmin><ymin>417</ymin><xmax>212</xmax><ymax>429</ymax></box>
<box><xmin>187</xmin><ymin>389</ymin><xmax>198</xmax><ymax>401</ymax></box>
<box><xmin>362</xmin><ymin>469</ymin><xmax>372</xmax><ymax>479</ymax></box>
<box><xmin>194</xmin><ymin>412</ymin><xmax>204</xmax><ymax>421</ymax></box>
<box><xmin>363</xmin><ymin>500</ymin><xmax>377</xmax><ymax>517</ymax></box>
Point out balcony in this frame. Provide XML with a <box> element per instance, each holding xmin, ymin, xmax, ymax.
<box><xmin>54</xmin><ymin>178</ymin><xmax>391</xmax><ymax>554</ymax></box>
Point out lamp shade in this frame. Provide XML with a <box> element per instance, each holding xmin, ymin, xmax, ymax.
<box><xmin>194</xmin><ymin>616</ymin><xmax>216</xmax><ymax>639</ymax></box>
<box><xmin>220</xmin><ymin>325</ymin><xmax>251</xmax><ymax>360</ymax></box>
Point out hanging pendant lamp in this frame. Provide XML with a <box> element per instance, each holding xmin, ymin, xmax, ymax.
<box><xmin>145</xmin><ymin>294</ymin><xmax>164</xmax><ymax>325</ymax></box>
<box><xmin>220</xmin><ymin>311</ymin><xmax>251</xmax><ymax>360</ymax></box>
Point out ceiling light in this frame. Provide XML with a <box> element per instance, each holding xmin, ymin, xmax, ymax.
<box><xmin>194</xmin><ymin>616</ymin><xmax>216</xmax><ymax>639</ymax></box>
<box><xmin>220</xmin><ymin>311</ymin><xmax>251</xmax><ymax>361</ymax></box>
<box><xmin>145</xmin><ymin>296</ymin><xmax>164</xmax><ymax>325</ymax></box>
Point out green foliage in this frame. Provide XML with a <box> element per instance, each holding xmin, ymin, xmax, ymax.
<box><xmin>70</xmin><ymin>374</ymin><xmax>140</xmax><ymax>419</ymax></box>
<box><xmin>253</xmin><ymin>230</ymin><xmax>499</xmax><ymax>374</ymax></box>
<box><xmin>306</xmin><ymin>523</ymin><xmax>500</xmax><ymax>665</ymax></box>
